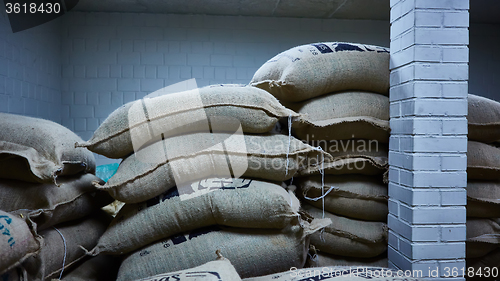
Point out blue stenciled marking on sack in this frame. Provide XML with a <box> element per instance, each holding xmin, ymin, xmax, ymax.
<box><xmin>163</xmin><ymin>225</ymin><xmax>222</xmax><ymax>249</ymax></box>
<box><xmin>0</xmin><ymin>215</ymin><xmax>15</xmax><ymax>248</ymax></box>
<box><xmin>334</xmin><ymin>43</ymin><xmax>364</xmax><ymax>52</ymax></box>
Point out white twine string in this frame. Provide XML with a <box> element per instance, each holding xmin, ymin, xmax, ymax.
<box><xmin>285</xmin><ymin>113</ymin><xmax>292</xmax><ymax>175</ymax></box>
<box><xmin>53</xmin><ymin>227</ymin><xmax>67</xmax><ymax>280</ymax></box>
<box><xmin>307</xmin><ymin>251</ymin><xmax>318</xmax><ymax>263</ymax></box>
<box><xmin>309</xmin><ymin>146</ymin><xmax>327</xmax><ymax>241</ymax></box>
<box><xmin>309</xmin><ymin>146</ymin><xmax>327</xmax><ymax>218</ymax></box>
<box><xmin>303</xmin><ymin>186</ymin><xmax>336</xmax><ymax>202</ymax></box>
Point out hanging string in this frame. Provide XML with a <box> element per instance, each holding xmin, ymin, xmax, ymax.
<box><xmin>303</xmin><ymin>185</ymin><xmax>336</xmax><ymax>202</ymax></box>
<box><xmin>53</xmin><ymin>227</ymin><xmax>67</xmax><ymax>280</ymax></box>
<box><xmin>285</xmin><ymin>113</ymin><xmax>292</xmax><ymax>176</ymax></box>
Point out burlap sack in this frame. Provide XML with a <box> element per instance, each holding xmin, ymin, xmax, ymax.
<box><xmin>466</xmin><ymin>181</ymin><xmax>500</xmax><ymax>218</ymax></box>
<box><xmin>93</xmin><ymin>178</ymin><xmax>300</xmax><ymax>255</ymax></box>
<box><xmin>0</xmin><ymin>211</ymin><xmax>40</xmax><ymax>275</ymax></box>
<box><xmin>133</xmin><ymin>253</ymin><xmax>242</xmax><ymax>281</ymax></box>
<box><xmin>467</xmin><ymin>248</ymin><xmax>500</xmax><ymax>272</ymax></box>
<box><xmin>0</xmin><ymin>174</ymin><xmax>112</xmax><ymax>231</ymax></box>
<box><xmin>77</xmin><ymin>84</ymin><xmax>298</xmax><ymax>159</ymax></box>
<box><xmin>116</xmin><ymin>219</ymin><xmax>330</xmax><ymax>281</ymax></box>
<box><xmin>99</xmin><ymin>133</ymin><xmax>327</xmax><ymax>203</ymax></box>
<box><xmin>299</xmin><ymin>140</ymin><xmax>388</xmax><ymax>176</ymax></box>
<box><xmin>297</xmin><ymin>175</ymin><xmax>388</xmax><ymax>221</ymax></box>
<box><xmin>0</xmin><ymin>113</ymin><xmax>95</xmax><ymax>183</ymax></box>
<box><xmin>467</xmin><ymin>141</ymin><xmax>500</xmax><ymax>180</ymax></box>
<box><xmin>287</xmin><ymin>92</ymin><xmax>389</xmax><ymax>142</ymax></box>
<box><xmin>59</xmin><ymin>255</ymin><xmax>121</xmax><ymax>281</ymax></box>
<box><xmin>243</xmin><ymin>266</ymin><xmax>418</xmax><ymax>281</ymax></box>
<box><xmin>11</xmin><ymin>211</ymin><xmax>112</xmax><ymax>280</ymax></box>
<box><xmin>250</xmin><ymin>42</ymin><xmax>390</xmax><ymax>102</ymax></box>
<box><xmin>303</xmin><ymin>204</ymin><xmax>387</xmax><ymax>258</ymax></box>
<box><xmin>466</xmin><ymin>218</ymin><xmax>500</xmax><ymax>258</ymax></box>
<box><xmin>306</xmin><ymin>252</ymin><xmax>388</xmax><ymax>268</ymax></box>
<box><xmin>468</xmin><ymin>94</ymin><xmax>500</xmax><ymax>143</ymax></box>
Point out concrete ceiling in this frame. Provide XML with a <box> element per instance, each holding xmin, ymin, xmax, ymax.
<box><xmin>73</xmin><ymin>0</ymin><xmax>500</xmax><ymax>24</ymax></box>
<box><xmin>72</xmin><ymin>0</ymin><xmax>389</xmax><ymax>20</ymax></box>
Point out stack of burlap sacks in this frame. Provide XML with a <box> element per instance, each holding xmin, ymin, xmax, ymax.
<box><xmin>250</xmin><ymin>42</ymin><xmax>390</xmax><ymax>267</ymax></box>
<box><xmin>77</xmin><ymin>84</ymin><xmax>333</xmax><ymax>281</ymax></box>
<box><xmin>466</xmin><ymin>94</ymin><xmax>500</xmax><ymax>270</ymax></box>
<box><xmin>0</xmin><ymin>113</ymin><xmax>118</xmax><ymax>280</ymax></box>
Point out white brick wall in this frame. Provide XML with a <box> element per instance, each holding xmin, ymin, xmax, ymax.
<box><xmin>60</xmin><ymin>12</ymin><xmax>390</xmax><ymax>165</ymax></box>
<box><xmin>0</xmin><ymin>8</ymin><xmax>61</xmax><ymax>123</ymax></box>
<box><xmin>389</xmin><ymin>0</ymin><xmax>468</xmax><ymax>277</ymax></box>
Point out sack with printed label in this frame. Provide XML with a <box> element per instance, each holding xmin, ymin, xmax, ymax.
<box><xmin>287</xmin><ymin>92</ymin><xmax>389</xmax><ymax>142</ymax></box>
<box><xmin>99</xmin><ymin>132</ymin><xmax>327</xmax><ymax>203</ymax></box>
<box><xmin>133</xmin><ymin>253</ymin><xmax>242</xmax><ymax>281</ymax></box>
<box><xmin>0</xmin><ymin>210</ymin><xmax>40</xmax><ymax>275</ymax></box>
<box><xmin>466</xmin><ymin>218</ymin><xmax>500</xmax><ymax>258</ymax></box>
<box><xmin>306</xmin><ymin>252</ymin><xmax>388</xmax><ymax>268</ymax></box>
<box><xmin>466</xmin><ymin>181</ymin><xmax>500</xmax><ymax>218</ymax></box>
<box><xmin>300</xmin><ymin>140</ymin><xmax>388</xmax><ymax>176</ymax></box>
<box><xmin>297</xmin><ymin>175</ymin><xmax>388</xmax><ymax>221</ymax></box>
<box><xmin>468</xmin><ymin>94</ymin><xmax>500</xmax><ymax>143</ymax></box>
<box><xmin>0</xmin><ymin>113</ymin><xmax>95</xmax><ymax>183</ymax></box>
<box><xmin>30</xmin><ymin>212</ymin><xmax>110</xmax><ymax>280</ymax></box>
<box><xmin>467</xmin><ymin>141</ymin><xmax>500</xmax><ymax>180</ymax></box>
<box><xmin>0</xmin><ymin>174</ymin><xmax>112</xmax><ymax>231</ymax></box>
<box><xmin>77</xmin><ymin>84</ymin><xmax>298</xmax><ymax>159</ymax></box>
<box><xmin>7</xmin><ymin>211</ymin><xmax>111</xmax><ymax>280</ymax></box>
<box><xmin>116</xmin><ymin>219</ymin><xmax>330</xmax><ymax>281</ymax></box>
<box><xmin>303</xmin><ymin>204</ymin><xmax>387</xmax><ymax>258</ymax></box>
<box><xmin>92</xmin><ymin>178</ymin><xmax>300</xmax><ymax>255</ymax></box>
<box><xmin>250</xmin><ymin>42</ymin><xmax>390</xmax><ymax>102</ymax></box>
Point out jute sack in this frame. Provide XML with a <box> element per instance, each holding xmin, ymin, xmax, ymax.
<box><xmin>466</xmin><ymin>181</ymin><xmax>500</xmax><ymax>218</ymax></box>
<box><xmin>467</xmin><ymin>248</ymin><xmax>500</xmax><ymax>271</ymax></box>
<box><xmin>468</xmin><ymin>94</ymin><xmax>500</xmax><ymax>143</ymax></box>
<box><xmin>16</xmin><ymin>211</ymin><xmax>111</xmax><ymax>280</ymax></box>
<box><xmin>0</xmin><ymin>211</ymin><xmax>40</xmax><ymax>275</ymax></box>
<box><xmin>133</xmin><ymin>252</ymin><xmax>242</xmax><ymax>281</ymax></box>
<box><xmin>0</xmin><ymin>174</ymin><xmax>112</xmax><ymax>231</ymax></box>
<box><xmin>116</xmin><ymin>219</ymin><xmax>330</xmax><ymax>281</ymax></box>
<box><xmin>0</xmin><ymin>113</ymin><xmax>95</xmax><ymax>183</ymax></box>
<box><xmin>250</xmin><ymin>42</ymin><xmax>390</xmax><ymax>102</ymax></box>
<box><xmin>243</xmin><ymin>267</ymin><xmax>418</xmax><ymax>281</ymax></box>
<box><xmin>297</xmin><ymin>175</ymin><xmax>388</xmax><ymax>221</ymax></box>
<box><xmin>300</xmin><ymin>140</ymin><xmax>388</xmax><ymax>176</ymax></box>
<box><xmin>306</xmin><ymin>252</ymin><xmax>388</xmax><ymax>268</ymax></box>
<box><xmin>467</xmin><ymin>141</ymin><xmax>500</xmax><ymax>180</ymax></box>
<box><xmin>287</xmin><ymin>92</ymin><xmax>389</xmax><ymax>142</ymax></box>
<box><xmin>59</xmin><ymin>255</ymin><xmax>121</xmax><ymax>281</ymax></box>
<box><xmin>303</xmin><ymin>204</ymin><xmax>387</xmax><ymax>258</ymax></box>
<box><xmin>99</xmin><ymin>132</ymin><xmax>327</xmax><ymax>203</ymax></box>
<box><xmin>76</xmin><ymin>84</ymin><xmax>298</xmax><ymax>159</ymax></box>
<box><xmin>93</xmin><ymin>178</ymin><xmax>300</xmax><ymax>255</ymax></box>
<box><xmin>466</xmin><ymin>218</ymin><xmax>500</xmax><ymax>258</ymax></box>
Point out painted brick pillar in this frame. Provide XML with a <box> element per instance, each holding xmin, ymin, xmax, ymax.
<box><xmin>388</xmin><ymin>0</ymin><xmax>469</xmax><ymax>279</ymax></box>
